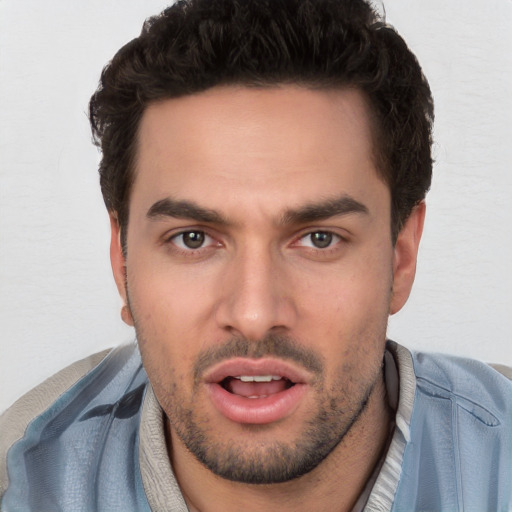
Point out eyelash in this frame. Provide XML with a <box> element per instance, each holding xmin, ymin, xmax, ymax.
<box><xmin>164</xmin><ymin>228</ymin><xmax>347</xmax><ymax>258</ymax></box>
<box><xmin>294</xmin><ymin>231</ymin><xmax>343</xmax><ymax>250</ymax></box>
<box><xmin>167</xmin><ymin>230</ymin><xmax>219</xmax><ymax>253</ymax></box>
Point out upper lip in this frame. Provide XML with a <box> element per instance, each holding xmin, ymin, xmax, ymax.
<box><xmin>203</xmin><ymin>357</ymin><xmax>313</xmax><ymax>385</ymax></box>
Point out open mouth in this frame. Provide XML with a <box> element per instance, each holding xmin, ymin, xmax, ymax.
<box><xmin>204</xmin><ymin>360</ymin><xmax>309</xmax><ymax>424</ymax></box>
<box><xmin>220</xmin><ymin>375</ymin><xmax>295</xmax><ymax>398</ymax></box>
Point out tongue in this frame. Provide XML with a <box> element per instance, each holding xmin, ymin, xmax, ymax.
<box><xmin>226</xmin><ymin>378</ymin><xmax>289</xmax><ymax>397</ymax></box>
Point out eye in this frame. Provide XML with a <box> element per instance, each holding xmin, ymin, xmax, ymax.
<box><xmin>170</xmin><ymin>230</ymin><xmax>214</xmax><ymax>250</ymax></box>
<box><xmin>297</xmin><ymin>231</ymin><xmax>341</xmax><ymax>249</ymax></box>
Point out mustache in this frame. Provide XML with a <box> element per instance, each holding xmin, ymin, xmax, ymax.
<box><xmin>193</xmin><ymin>334</ymin><xmax>324</xmax><ymax>384</ymax></box>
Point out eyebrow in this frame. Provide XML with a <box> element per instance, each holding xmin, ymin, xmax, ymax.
<box><xmin>147</xmin><ymin>198</ymin><xmax>228</xmax><ymax>225</ymax></box>
<box><xmin>280</xmin><ymin>195</ymin><xmax>369</xmax><ymax>225</ymax></box>
<box><xmin>146</xmin><ymin>194</ymin><xmax>369</xmax><ymax>226</ymax></box>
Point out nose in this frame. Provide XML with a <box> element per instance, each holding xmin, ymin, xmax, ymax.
<box><xmin>215</xmin><ymin>245</ymin><xmax>296</xmax><ymax>341</ymax></box>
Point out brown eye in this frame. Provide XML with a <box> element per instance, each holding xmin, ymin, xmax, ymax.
<box><xmin>183</xmin><ymin>231</ymin><xmax>205</xmax><ymax>248</ymax></box>
<box><xmin>172</xmin><ymin>231</ymin><xmax>208</xmax><ymax>250</ymax></box>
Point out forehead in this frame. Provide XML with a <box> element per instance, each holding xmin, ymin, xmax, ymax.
<box><xmin>132</xmin><ymin>85</ymin><xmax>387</xmax><ymax>220</ymax></box>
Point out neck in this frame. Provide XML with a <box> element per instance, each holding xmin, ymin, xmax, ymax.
<box><xmin>170</xmin><ymin>371</ymin><xmax>392</xmax><ymax>512</ymax></box>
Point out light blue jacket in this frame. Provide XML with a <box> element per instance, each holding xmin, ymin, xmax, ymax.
<box><xmin>391</xmin><ymin>350</ymin><xmax>512</xmax><ymax>512</ymax></box>
<box><xmin>1</xmin><ymin>342</ymin><xmax>511</xmax><ymax>511</ymax></box>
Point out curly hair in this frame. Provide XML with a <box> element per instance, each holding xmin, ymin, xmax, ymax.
<box><xmin>89</xmin><ymin>0</ymin><xmax>433</xmax><ymax>248</ymax></box>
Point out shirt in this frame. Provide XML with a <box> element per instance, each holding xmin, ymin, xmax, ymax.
<box><xmin>1</xmin><ymin>341</ymin><xmax>511</xmax><ymax>511</ymax></box>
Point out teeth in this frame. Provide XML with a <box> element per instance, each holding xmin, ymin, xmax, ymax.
<box><xmin>235</xmin><ymin>375</ymin><xmax>282</xmax><ymax>382</ymax></box>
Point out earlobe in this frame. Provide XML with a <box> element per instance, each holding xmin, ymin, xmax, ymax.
<box><xmin>109</xmin><ymin>214</ymin><xmax>134</xmax><ymax>326</ymax></box>
<box><xmin>389</xmin><ymin>201</ymin><xmax>426</xmax><ymax>315</ymax></box>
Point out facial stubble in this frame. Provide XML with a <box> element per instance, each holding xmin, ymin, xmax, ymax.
<box><xmin>136</xmin><ymin>330</ymin><xmax>386</xmax><ymax>485</ymax></box>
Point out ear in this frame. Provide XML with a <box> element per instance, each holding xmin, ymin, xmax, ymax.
<box><xmin>389</xmin><ymin>201</ymin><xmax>426</xmax><ymax>315</ymax></box>
<box><xmin>109</xmin><ymin>213</ymin><xmax>134</xmax><ymax>326</ymax></box>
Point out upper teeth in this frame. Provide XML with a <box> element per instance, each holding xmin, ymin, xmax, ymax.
<box><xmin>235</xmin><ymin>375</ymin><xmax>282</xmax><ymax>382</ymax></box>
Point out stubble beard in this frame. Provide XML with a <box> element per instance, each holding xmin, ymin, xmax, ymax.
<box><xmin>169</xmin><ymin>371</ymin><xmax>379</xmax><ymax>484</ymax></box>
<box><xmin>140</xmin><ymin>333</ymin><xmax>385</xmax><ymax>485</ymax></box>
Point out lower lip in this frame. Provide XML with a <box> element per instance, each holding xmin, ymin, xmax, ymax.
<box><xmin>207</xmin><ymin>383</ymin><xmax>307</xmax><ymax>424</ymax></box>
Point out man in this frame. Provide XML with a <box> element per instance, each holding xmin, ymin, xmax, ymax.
<box><xmin>1</xmin><ymin>0</ymin><xmax>511</xmax><ymax>510</ymax></box>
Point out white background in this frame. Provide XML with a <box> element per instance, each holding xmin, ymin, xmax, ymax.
<box><xmin>1</xmin><ymin>0</ymin><xmax>511</xmax><ymax>413</ymax></box>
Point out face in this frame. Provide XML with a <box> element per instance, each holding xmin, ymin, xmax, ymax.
<box><xmin>110</xmin><ymin>86</ymin><xmax>422</xmax><ymax>483</ymax></box>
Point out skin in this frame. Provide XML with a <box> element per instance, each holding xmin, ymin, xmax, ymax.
<box><xmin>110</xmin><ymin>86</ymin><xmax>425</xmax><ymax>511</ymax></box>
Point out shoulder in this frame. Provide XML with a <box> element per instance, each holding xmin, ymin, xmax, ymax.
<box><xmin>390</xmin><ymin>344</ymin><xmax>512</xmax><ymax>510</ymax></box>
<box><xmin>489</xmin><ymin>363</ymin><xmax>512</xmax><ymax>380</ymax></box>
<box><xmin>411</xmin><ymin>350</ymin><xmax>512</xmax><ymax>419</ymax></box>
<box><xmin>0</xmin><ymin>343</ymin><xmax>147</xmax><ymax>504</ymax></box>
<box><xmin>388</xmin><ymin>341</ymin><xmax>512</xmax><ymax>428</ymax></box>
<box><xmin>405</xmin><ymin>349</ymin><xmax>512</xmax><ymax>436</ymax></box>
<box><xmin>0</xmin><ymin>349</ymin><xmax>111</xmax><ymax>496</ymax></box>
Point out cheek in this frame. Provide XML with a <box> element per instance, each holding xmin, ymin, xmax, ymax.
<box><xmin>346</xmin><ymin>241</ymin><xmax>394</xmax><ymax>313</ymax></box>
<box><xmin>296</xmin><ymin>250</ymin><xmax>392</xmax><ymax>365</ymax></box>
<box><xmin>126</xmin><ymin>267</ymin><xmax>204</xmax><ymax>379</ymax></box>
<box><xmin>128</xmin><ymin>256</ymin><xmax>216</xmax><ymax>331</ymax></box>
<box><xmin>302</xmin><ymin>251</ymin><xmax>392</xmax><ymax>321</ymax></box>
